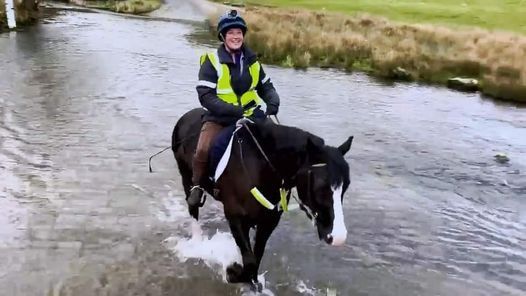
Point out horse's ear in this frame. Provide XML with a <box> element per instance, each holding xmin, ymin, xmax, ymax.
<box><xmin>338</xmin><ymin>136</ymin><xmax>354</xmax><ymax>155</ymax></box>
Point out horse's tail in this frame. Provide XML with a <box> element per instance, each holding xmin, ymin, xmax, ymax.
<box><xmin>171</xmin><ymin>120</ymin><xmax>182</xmax><ymax>155</ymax></box>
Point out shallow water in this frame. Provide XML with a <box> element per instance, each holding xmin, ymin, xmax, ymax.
<box><xmin>1</xmin><ymin>2</ymin><xmax>525</xmax><ymax>295</ymax></box>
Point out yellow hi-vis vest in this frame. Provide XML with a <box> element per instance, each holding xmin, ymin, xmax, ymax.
<box><xmin>200</xmin><ymin>51</ymin><xmax>262</xmax><ymax>117</ymax></box>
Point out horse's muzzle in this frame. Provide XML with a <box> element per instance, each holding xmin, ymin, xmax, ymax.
<box><xmin>326</xmin><ymin>231</ymin><xmax>347</xmax><ymax>246</ymax></box>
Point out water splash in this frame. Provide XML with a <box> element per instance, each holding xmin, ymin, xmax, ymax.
<box><xmin>165</xmin><ymin>220</ymin><xmax>276</xmax><ymax>295</ymax></box>
<box><xmin>296</xmin><ymin>280</ymin><xmax>318</xmax><ymax>295</ymax></box>
<box><xmin>165</xmin><ymin>220</ymin><xmax>241</xmax><ymax>281</ymax></box>
<box><xmin>239</xmin><ymin>281</ymin><xmax>275</xmax><ymax>296</ymax></box>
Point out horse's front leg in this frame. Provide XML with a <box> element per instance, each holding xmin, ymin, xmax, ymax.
<box><xmin>226</xmin><ymin>216</ymin><xmax>257</xmax><ymax>284</ymax></box>
<box><xmin>254</xmin><ymin>213</ymin><xmax>281</xmax><ymax>273</ymax></box>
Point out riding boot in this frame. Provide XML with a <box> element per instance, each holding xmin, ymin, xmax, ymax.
<box><xmin>187</xmin><ymin>158</ymin><xmax>206</xmax><ymax>207</ymax></box>
<box><xmin>187</xmin><ymin>121</ymin><xmax>224</xmax><ymax>208</ymax></box>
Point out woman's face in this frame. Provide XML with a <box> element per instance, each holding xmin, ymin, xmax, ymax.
<box><xmin>224</xmin><ymin>28</ymin><xmax>244</xmax><ymax>51</ymax></box>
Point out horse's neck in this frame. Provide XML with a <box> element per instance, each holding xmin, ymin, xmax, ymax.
<box><xmin>264</xmin><ymin>124</ymin><xmax>309</xmax><ymax>185</ymax></box>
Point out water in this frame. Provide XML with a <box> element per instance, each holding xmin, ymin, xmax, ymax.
<box><xmin>1</xmin><ymin>2</ymin><xmax>525</xmax><ymax>295</ymax></box>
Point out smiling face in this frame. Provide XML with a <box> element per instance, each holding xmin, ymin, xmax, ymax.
<box><xmin>224</xmin><ymin>28</ymin><xmax>244</xmax><ymax>51</ymax></box>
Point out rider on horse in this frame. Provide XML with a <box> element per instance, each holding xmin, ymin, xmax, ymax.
<box><xmin>187</xmin><ymin>9</ymin><xmax>281</xmax><ymax>211</ymax></box>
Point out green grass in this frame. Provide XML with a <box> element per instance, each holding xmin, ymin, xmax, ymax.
<box><xmin>232</xmin><ymin>0</ymin><xmax>526</xmax><ymax>34</ymax></box>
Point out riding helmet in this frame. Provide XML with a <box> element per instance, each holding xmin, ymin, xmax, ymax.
<box><xmin>217</xmin><ymin>9</ymin><xmax>247</xmax><ymax>41</ymax></box>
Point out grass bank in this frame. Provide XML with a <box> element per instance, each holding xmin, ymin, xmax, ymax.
<box><xmin>235</xmin><ymin>0</ymin><xmax>526</xmax><ymax>35</ymax></box>
<box><xmin>209</xmin><ymin>2</ymin><xmax>526</xmax><ymax>103</ymax></box>
<box><xmin>70</xmin><ymin>0</ymin><xmax>161</xmax><ymax>14</ymax></box>
<box><xmin>108</xmin><ymin>0</ymin><xmax>161</xmax><ymax>14</ymax></box>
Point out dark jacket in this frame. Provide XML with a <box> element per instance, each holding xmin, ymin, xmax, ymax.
<box><xmin>196</xmin><ymin>44</ymin><xmax>280</xmax><ymax>126</ymax></box>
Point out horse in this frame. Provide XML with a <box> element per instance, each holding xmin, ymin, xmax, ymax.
<box><xmin>171</xmin><ymin>108</ymin><xmax>353</xmax><ymax>290</ymax></box>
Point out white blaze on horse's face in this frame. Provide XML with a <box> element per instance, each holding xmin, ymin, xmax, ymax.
<box><xmin>329</xmin><ymin>185</ymin><xmax>347</xmax><ymax>246</ymax></box>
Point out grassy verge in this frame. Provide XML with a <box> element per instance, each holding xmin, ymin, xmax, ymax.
<box><xmin>209</xmin><ymin>2</ymin><xmax>526</xmax><ymax>103</ymax></box>
<box><xmin>75</xmin><ymin>0</ymin><xmax>161</xmax><ymax>14</ymax></box>
<box><xmin>110</xmin><ymin>0</ymin><xmax>161</xmax><ymax>14</ymax></box>
<box><xmin>226</xmin><ymin>0</ymin><xmax>526</xmax><ymax>35</ymax></box>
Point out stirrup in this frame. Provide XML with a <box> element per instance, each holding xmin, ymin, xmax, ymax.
<box><xmin>187</xmin><ymin>186</ymin><xmax>206</xmax><ymax>207</ymax></box>
<box><xmin>190</xmin><ymin>185</ymin><xmax>201</xmax><ymax>191</ymax></box>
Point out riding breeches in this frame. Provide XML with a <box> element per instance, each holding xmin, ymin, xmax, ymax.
<box><xmin>192</xmin><ymin>121</ymin><xmax>224</xmax><ymax>185</ymax></box>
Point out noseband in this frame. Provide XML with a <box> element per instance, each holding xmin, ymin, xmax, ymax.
<box><xmin>295</xmin><ymin>163</ymin><xmax>327</xmax><ymax>226</ymax></box>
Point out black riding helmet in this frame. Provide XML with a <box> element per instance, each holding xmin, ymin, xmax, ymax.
<box><xmin>217</xmin><ymin>9</ymin><xmax>248</xmax><ymax>41</ymax></box>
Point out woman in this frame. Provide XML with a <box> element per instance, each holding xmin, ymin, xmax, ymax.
<box><xmin>187</xmin><ymin>9</ymin><xmax>281</xmax><ymax>209</ymax></box>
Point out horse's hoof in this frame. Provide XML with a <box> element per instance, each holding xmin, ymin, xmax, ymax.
<box><xmin>226</xmin><ymin>262</ymin><xmax>244</xmax><ymax>283</ymax></box>
<box><xmin>250</xmin><ymin>280</ymin><xmax>263</xmax><ymax>293</ymax></box>
<box><xmin>188</xmin><ymin>206</ymin><xmax>199</xmax><ymax>220</ymax></box>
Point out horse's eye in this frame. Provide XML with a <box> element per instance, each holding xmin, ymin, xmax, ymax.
<box><xmin>311</xmin><ymin>180</ymin><xmax>332</xmax><ymax>205</ymax></box>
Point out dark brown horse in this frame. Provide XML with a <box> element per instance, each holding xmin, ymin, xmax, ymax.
<box><xmin>171</xmin><ymin>108</ymin><xmax>353</xmax><ymax>290</ymax></box>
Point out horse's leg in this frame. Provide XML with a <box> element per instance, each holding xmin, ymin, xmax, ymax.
<box><xmin>226</xmin><ymin>216</ymin><xmax>257</xmax><ymax>284</ymax></box>
<box><xmin>176</xmin><ymin>158</ymin><xmax>199</xmax><ymax>220</ymax></box>
<box><xmin>254</xmin><ymin>213</ymin><xmax>281</xmax><ymax>274</ymax></box>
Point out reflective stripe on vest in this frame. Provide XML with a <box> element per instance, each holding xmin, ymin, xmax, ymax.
<box><xmin>201</xmin><ymin>51</ymin><xmax>262</xmax><ymax>116</ymax></box>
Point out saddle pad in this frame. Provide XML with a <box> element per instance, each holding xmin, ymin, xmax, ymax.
<box><xmin>209</xmin><ymin>125</ymin><xmax>236</xmax><ymax>181</ymax></box>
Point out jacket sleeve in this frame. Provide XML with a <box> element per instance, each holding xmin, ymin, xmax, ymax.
<box><xmin>196</xmin><ymin>55</ymin><xmax>243</xmax><ymax>117</ymax></box>
<box><xmin>255</xmin><ymin>64</ymin><xmax>280</xmax><ymax>109</ymax></box>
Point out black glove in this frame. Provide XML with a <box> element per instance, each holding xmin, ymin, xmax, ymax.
<box><xmin>242</xmin><ymin>100</ymin><xmax>257</xmax><ymax>111</ymax></box>
<box><xmin>265</xmin><ymin>104</ymin><xmax>279</xmax><ymax>116</ymax></box>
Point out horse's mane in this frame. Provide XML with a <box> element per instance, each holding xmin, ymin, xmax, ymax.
<box><xmin>250</xmin><ymin>121</ymin><xmax>349</xmax><ymax>189</ymax></box>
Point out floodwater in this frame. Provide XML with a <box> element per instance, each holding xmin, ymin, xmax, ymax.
<box><xmin>1</xmin><ymin>1</ymin><xmax>525</xmax><ymax>295</ymax></box>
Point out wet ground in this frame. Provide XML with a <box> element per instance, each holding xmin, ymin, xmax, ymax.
<box><xmin>1</xmin><ymin>2</ymin><xmax>525</xmax><ymax>295</ymax></box>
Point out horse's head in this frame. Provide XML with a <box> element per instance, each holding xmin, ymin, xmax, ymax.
<box><xmin>245</xmin><ymin>121</ymin><xmax>353</xmax><ymax>246</ymax></box>
<box><xmin>294</xmin><ymin>135</ymin><xmax>353</xmax><ymax>246</ymax></box>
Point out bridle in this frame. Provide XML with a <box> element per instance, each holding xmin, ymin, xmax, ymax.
<box><xmin>238</xmin><ymin>119</ymin><xmax>326</xmax><ymax>225</ymax></box>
